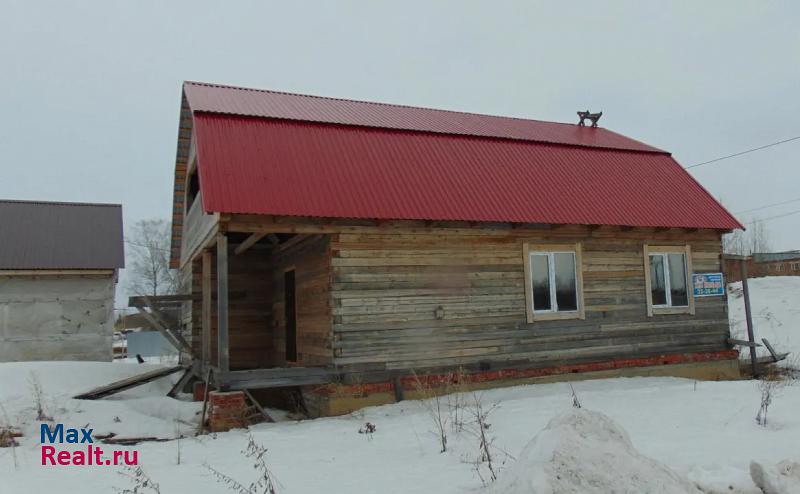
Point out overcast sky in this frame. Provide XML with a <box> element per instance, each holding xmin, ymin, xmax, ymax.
<box><xmin>2</xmin><ymin>1</ymin><xmax>799</xmax><ymax>307</ymax></box>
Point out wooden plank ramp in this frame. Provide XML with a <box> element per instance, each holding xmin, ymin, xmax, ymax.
<box><xmin>74</xmin><ymin>365</ymin><xmax>187</xmax><ymax>400</ymax></box>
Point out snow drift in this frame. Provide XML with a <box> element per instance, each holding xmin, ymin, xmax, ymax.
<box><xmin>750</xmin><ymin>460</ymin><xmax>800</xmax><ymax>494</ymax></box>
<box><xmin>492</xmin><ymin>409</ymin><xmax>701</xmax><ymax>494</ymax></box>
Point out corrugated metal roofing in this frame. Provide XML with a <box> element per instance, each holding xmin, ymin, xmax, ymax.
<box><xmin>183</xmin><ymin>81</ymin><xmax>664</xmax><ymax>153</ymax></box>
<box><xmin>0</xmin><ymin>200</ymin><xmax>124</xmax><ymax>269</ymax></box>
<box><xmin>753</xmin><ymin>251</ymin><xmax>800</xmax><ymax>263</ymax></box>
<box><xmin>193</xmin><ymin>113</ymin><xmax>743</xmax><ymax>230</ymax></box>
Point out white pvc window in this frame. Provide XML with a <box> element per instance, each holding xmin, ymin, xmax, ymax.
<box><xmin>529</xmin><ymin>251</ymin><xmax>578</xmax><ymax>313</ymax></box>
<box><xmin>649</xmin><ymin>252</ymin><xmax>688</xmax><ymax>308</ymax></box>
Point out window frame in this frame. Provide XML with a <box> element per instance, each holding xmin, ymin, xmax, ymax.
<box><xmin>643</xmin><ymin>244</ymin><xmax>695</xmax><ymax>317</ymax></box>
<box><xmin>523</xmin><ymin>243</ymin><xmax>585</xmax><ymax>323</ymax></box>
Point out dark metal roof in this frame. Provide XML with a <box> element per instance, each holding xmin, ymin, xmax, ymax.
<box><xmin>753</xmin><ymin>251</ymin><xmax>800</xmax><ymax>263</ymax></box>
<box><xmin>0</xmin><ymin>200</ymin><xmax>124</xmax><ymax>269</ymax></box>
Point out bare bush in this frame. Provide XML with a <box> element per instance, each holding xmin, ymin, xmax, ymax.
<box><xmin>755</xmin><ymin>368</ymin><xmax>791</xmax><ymax>427</ymax></box>
<box><xmin>464</xmin><ymin>392</ymin><xmax>501</xmax><ymax>485</ymax></box>
<box><xmin>28</xmin><ymin>372</ymin><xmax>52</xmax><ymax>421</ymax></box>
<box><xmin>0</xmin><ymin>402</ymin><xmax>20</xmax><ymax>469</ymax></box>
<box><xmin>358</xmin><ymin>422</ymin><xmax>376</xmax><ymax>437</ymax></box>
<box><xmin>569</xmin><ymin>383</ymin><xmax>582</xmax><ymax>409</ymax></box>
<box><xmin>205</xmin><ymin>433</ymin><xmax>279</xmax><ymax>494</ymax></box>
<box><xmin>411</xmin><ymin>371</ymin><xmax>449</xmax><ymax>453</ymax></box>
<box><xmin>115</xmin><ymin>465</ymin><xmax>161</xmax><ymax>494</ymax></box>
<box><xmin>446</xmin><ymin>366</ymin><xmax>468</xmax><ymax>433</ymax></box>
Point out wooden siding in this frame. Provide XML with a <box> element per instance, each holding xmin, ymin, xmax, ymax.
<box><xmin>188</xmin><ymin>234</ymin><xmax>334</xmax><ymax>369</ymax></box>
<box><xmin>180</xmin><ymin>191</ymin><xmax>219</xmax><ymax>268</ymax></box>
<box><xmin>265</xmin><ymin>235</ymin><xmax>333</xmax><ymax>366</ymax></box>
<box><xmin>330</xmin><ymin>226</ymin><xmax>729</xmax><ymax>372</ymax></box>
<box><xmin>189</xmin><ymin>241</ymin><xmax>272</xmax><ymax>370</ymax></box>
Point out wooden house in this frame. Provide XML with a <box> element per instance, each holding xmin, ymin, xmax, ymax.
<box><xmin>0</xmin><ymin>200</ymin><xmax>124</xmax><ymax>362</ymax></box>
<box><xmin>170</xmin><ymin>82</ymin><xmax>743</xmax><ymax>415</ymax></box>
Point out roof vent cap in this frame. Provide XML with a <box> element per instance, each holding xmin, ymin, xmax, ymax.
<box><xmin>577</xmin><ymin>110</ymin><xmax>602</xmax><ymax>127</ymax></box>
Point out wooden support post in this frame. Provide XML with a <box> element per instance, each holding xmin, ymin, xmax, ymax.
<box><xmin>740</xmin><ymin>260</ymin><xmax>758</xmax><ymax>377</ymax></box>
<box><xmin>217</xmin><ymin>234</ymin><xmax>230</xmax><ymax>375</ymax></box>
<box><xmin>201</xmin><ymin>250</ymin><xmax>212</xmax><ymax>369</ymax></box>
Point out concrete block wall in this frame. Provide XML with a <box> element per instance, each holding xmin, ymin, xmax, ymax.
<box><xmin>0</xmin><ymin>275</ymin><xmax>116</xmax><ymax>361</ymax></box>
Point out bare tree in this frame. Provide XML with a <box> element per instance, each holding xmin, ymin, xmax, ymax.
<box><xmin>722</xmin><ymin>220</ymin><xmax>772</xmax><ymax>255</ymax></box>
<box><xmin>748</xmin><ymin>220</ymin><xmax>771</xmax><ymax>254</ymax></box>
<box><xmin>722</xmin><ymin>229</ymin><xmax>748</xmax><ymax>256</ymax></box>
<box><xmin>127</xmin><ymin>219</ymin><xmax>179</xmax><ymax>296</ymax></box>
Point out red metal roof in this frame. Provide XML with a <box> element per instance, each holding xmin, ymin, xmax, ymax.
<box><xmin>184</xmin><ymin>81</ymin><xmax>663</xmax><ymax>153</ymax></box>
<box><xmin>192</xmin><ymin>112</ymin><xmax>742</xmax><ymax>230</ymax></box>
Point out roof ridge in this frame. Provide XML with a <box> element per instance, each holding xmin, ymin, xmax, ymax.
<box><xmin>0</xmin><ymin>198</ymin><xmax>122</xmax><ymax>208</ymax></box>
<box><xmin>184</xmin><ymin>80</ymin><xmax>604</xmax><ymax>132</ymax></box>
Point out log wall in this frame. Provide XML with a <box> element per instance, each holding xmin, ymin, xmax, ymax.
<box><xmin>265</xmin><ymin>235</ymin><xmax>333</xmax><ymax>366</ymax></box>
<box><xmin>189</xmin><ymin>242</ymin><xmax>272</xmax><ymax>370</ymax></box>
<box><xmin>330</xmin><ymin>226</ymin><xmax>730</xmax><ymax>373</ymax></box>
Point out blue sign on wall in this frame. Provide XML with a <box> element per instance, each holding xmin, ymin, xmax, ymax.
<box><xmin>692</xmin><ymin>273</ymin><xmax>725</xmax><ymax>297</ymax></box>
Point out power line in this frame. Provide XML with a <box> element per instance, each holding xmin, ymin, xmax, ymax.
<box><xmin>685</xmin><ymin>135</ymin><xmax>800</xmax><ymax>169</ymax></box>
<box><xmin>742</xmin><ymin>208</ymin><xmax>800</xmax><ymax>224</ymax></box>
<box><xmin>734</xmin><ymin>197</ymin><xmax>800</xmax><ymax>214</ymax></box>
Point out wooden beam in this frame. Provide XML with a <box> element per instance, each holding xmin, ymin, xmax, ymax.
<box><xmin>234</xmin><ymin>233</ymin><xmax>266</xmax><ymax>256</ymax></box>
<box><xmin>201</xmin><ymin>250</ymin><xmax>212</xmax><ymax>367</ymax></box>
<box><xmin>0</xmin><ymin>269</ymin><xmax>115</xmax><ymax>277</ymax></box>
<box><xmin>727</xmin><ymin>338</ymin><xmax>762</xmax><ymax>348</ymax></box>
<box><xmin>217</xmin><ymin>234</ymin><xmax>230</xmax><ymax>373</ymax></box>
<box><xmin>128</xmin><ymin>294</ymin><xmax>192</xmax><ymax>306</ymax></box>
<box><xmin>74</xmin><ymin>365</ymin><xmax>187</xmax><ymax>400</ymax></box>
<box><xmin>277</xmin><ymin>234</ymin><xmax>311</xmax><ymax>252</ymax></box>
<box><xmin>741</xmin><ymin>261</ymin><xmax>758</xmax><ymax>376</ymax></box>
<box><xmin>167</xmin><ymin>368</ymin><xmax>196</xmax><ymax>398</ymax></box>
<box><xmin>133</xmin><ymin>305</ymin><xmax>193</xmax><ymax>355</ymax></box>
<box><xmin>242</xmin><ymin>389</ymin><xmax>275</xmax><ymax>423</ymax></box>
<box><xmin>761</xmin><ymin>338</ymin><xmax>788</xmax><ymax>363</ymax></box>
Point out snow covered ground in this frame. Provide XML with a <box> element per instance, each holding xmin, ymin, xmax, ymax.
<box><xmin>0</xmin><ymin>277</ymin><xmax>797</xmax><ymax>493</ymax></box>
<box><xmin>728</xmin><ymin>276</ymin><xmax>800</xmax><ymax>368</ymax></box>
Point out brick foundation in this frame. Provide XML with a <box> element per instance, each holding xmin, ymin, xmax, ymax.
<box><xmin>208</xmin><ymin>391</ymin><xmax>249</xmax><ymax>432</ymax></box>
<box><xmin>302</xmin><ymin>350</ymin><xmax>741</xmax><ymax>416</ymax></box>
<box><xmin>193</xmin><ymin>381</ymin><xmax>214</xmax><ymax>402</ymax></box>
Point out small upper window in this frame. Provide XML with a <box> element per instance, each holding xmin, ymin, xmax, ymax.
<box><xmin>524</xmin><ymin>244</ymin><xmax>584</xmax><ymax>322</ymax></box>
<box><xmin>644</xmin><ymin>245</ymin><xmax>694</xmax><ymax>316</ymax></box>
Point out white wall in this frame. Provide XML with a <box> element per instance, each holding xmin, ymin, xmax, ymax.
<box><xmin>0</xmin><ymin>275</ymin><xmax>115</xmax><ymax>361</ymax></box>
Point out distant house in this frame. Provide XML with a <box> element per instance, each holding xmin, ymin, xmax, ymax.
<box><xmin>0</xmin><ymin>200</ymin><xmax>124</xmax><ymax>361</ymax></box>
<box><xmin>753</xmin><ymin>251</ymin><xmax>800</xmax><ymax>276</ymax></box>
<box><xmin>724</xmin><ymin>251</ymin><xmax>800</xmax><ymax>282</ymax></box>
<box><xmin>170</xmin><ymin>81</ymin><xmax>743</xmax><ymax>415</ymax></box>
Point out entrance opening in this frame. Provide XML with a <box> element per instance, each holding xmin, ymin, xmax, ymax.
<box><xmin>284</xmin><ymin>269</ymin><xmax>297</xmax><ymax>362</ymax></box>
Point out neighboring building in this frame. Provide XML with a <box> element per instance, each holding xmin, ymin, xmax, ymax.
<box><xmin>170</xmin><ymin>81</ymin><xmax>743</xmax><ymax>415</ymax></box>
<box><xmin>0</xmin><ymin>200</ymin><xmax>124</xmax><ymax>361</ymax></box>
<box><xmin>723</xmin><ymin>251</ymin><xmax>800</xmax><ymax>282</ymax></box>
